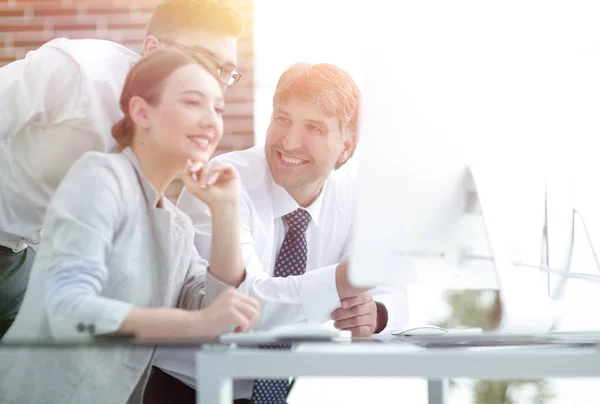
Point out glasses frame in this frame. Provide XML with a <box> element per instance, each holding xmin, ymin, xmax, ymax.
<box><xmin>159</xmin><ymin>38</ymin><xmax>242</xmax><ymax>87</ymax></box>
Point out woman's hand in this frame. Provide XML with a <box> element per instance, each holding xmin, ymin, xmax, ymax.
<box><xmin>182</xmin><ymin>160</ymin><xmax>240</xmax><ymax>210</ymax></box>
<box><xmin>190</xmin><ymin>289</ymin><xmax>260</xmax><ymax>337</ymax></box>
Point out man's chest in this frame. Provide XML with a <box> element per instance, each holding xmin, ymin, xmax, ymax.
<box><xmin>251</xmin><ymin>214</ymin><xmax>350</xmax><ymax>275</ymax></box>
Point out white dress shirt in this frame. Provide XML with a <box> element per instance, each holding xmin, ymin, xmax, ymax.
<box><xmin>154</xmin><ymin>145</ymin><xmax>409</xmax><ymax>398</ymax></box>
<box><xmin>0</xmin><ymin>38</ymin><xmax>139</xmax><ymax>251</ymax></box>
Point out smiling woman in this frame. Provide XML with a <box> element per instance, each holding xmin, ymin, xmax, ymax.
<box><xmin>112</xmin><ymin>48</ymin><xmax>229</xmax><ymax>199</ymax></box>
<box><xmin>0</xmin><ymin>47</ymin><xmax>259</xmax><ymax>404</ymax></box>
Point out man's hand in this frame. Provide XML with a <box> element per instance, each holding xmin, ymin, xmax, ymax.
<box><xmin>331</xmin><ymin>292</ymin><xmax>388</xmax><ymax>337</ymax></box>
<box><xmin>335</xmin><ymin>260</ymin><xmax>369</xmax><ymax>300</ymax></box>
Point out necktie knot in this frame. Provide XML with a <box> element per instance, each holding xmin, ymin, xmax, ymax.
<box><xmin>283</xmin><ymin>208</ymin><xmax>311</xmax><ymax>234</ymax></box>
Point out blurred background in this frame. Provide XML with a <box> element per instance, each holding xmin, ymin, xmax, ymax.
<box><xmin>3</xmin><ymin>1</ymin><xmax>600</xmax><ymax>403</ymax></box>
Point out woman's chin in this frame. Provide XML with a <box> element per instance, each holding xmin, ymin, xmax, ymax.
<box><xmin>186</xmin><ymin>150</ymin><xmax>211</xmax><ymax>163</ymax></box>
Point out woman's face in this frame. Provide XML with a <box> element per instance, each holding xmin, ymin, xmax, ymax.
<box><xmin>145</xmin><ymin>64</ymin><xmax>225</xmax><ymax>164</ymax></box>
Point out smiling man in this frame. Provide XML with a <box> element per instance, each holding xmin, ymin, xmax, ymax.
<box><xmin>154</xmin><ymin>63</ymin><xmax>410</xmax><ymax>403</ymax></box>
<box><xmin>0</xmin><ymin>0</ymin><xmax>243</xmax><ymax>339</ymax></box>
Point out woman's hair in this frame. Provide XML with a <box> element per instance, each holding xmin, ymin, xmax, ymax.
<box><xmin>112</xmin><ymin>48</ymin><xmax>219</xmax><ymax>151</ymax></box>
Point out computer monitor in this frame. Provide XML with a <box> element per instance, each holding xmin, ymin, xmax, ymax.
<box><xmin>349</xmin><ymin>123</ymin><xmax>554</xmax><ymax>332</ymax></box>
<box><xmin>348</xmin><ymin>2</ymin><xmax>558</xmax><ymax>332</ymax></box>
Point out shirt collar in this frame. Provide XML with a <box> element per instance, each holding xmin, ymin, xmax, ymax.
<box><xmin>268</xmin><ymin>170</ymin><xmax>329</xmax><ymax>228</ymax></box>
<box><xmin>122</xmin><ymin>147</ymin><xmax>166</xmax><ymax>209</ymax></box>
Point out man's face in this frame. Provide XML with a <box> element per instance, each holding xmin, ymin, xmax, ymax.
<box><xmin>265</xmin><ymin>97</ymin><xmax>354</xmax><ymax>198</ymax></box>
<box><xmin>172</xmin><ymin>28</ymin><xmax>238</xmax><ymax>85</ymax></box>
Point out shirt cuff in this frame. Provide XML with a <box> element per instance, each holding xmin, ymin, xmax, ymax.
<box><xmin>298</xmin><ymin>264</ymin><xmax>340</xmax><ymax>323</ymax></box>
<box><xmin>49</xmin><ymin>298</ymin><xmax>133</xmax><ymax>339</ymax></box>
<box><xmin>372</xmin><ymin>296</ymin><xmax>408</xmax><ymax>334</ymax></box>
<box><xmin>205</xmin><ymin>270</ymin><xmax>234</xmax><ymax>306</ymax></box>
<box><xmin>95</xmin><ymin>298</ymin><xmax>134</xmax><ymax>335</ymax></box>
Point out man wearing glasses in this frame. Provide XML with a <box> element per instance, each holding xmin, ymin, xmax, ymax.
<box><xmin>0</xmin><ymin>0</ymin><xmax>243</xmax><ymax>338</ymax></box>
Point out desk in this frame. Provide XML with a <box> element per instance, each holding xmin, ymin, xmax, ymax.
<box><xmin>195</xmin><ymin>341</ymin><xmax>600</xmax><ymax>404</ymax></box>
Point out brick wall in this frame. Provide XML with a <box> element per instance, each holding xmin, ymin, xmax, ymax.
<box><xmin>0</xmin><ymin>0</ymin><xmax>255</xmax><ymax>200</ymax></box>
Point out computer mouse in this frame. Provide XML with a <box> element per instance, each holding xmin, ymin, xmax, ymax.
<box><xmin>393</xmin><ymin>326</ymin><xmax>448</xmax><ymax>337</ymax></box>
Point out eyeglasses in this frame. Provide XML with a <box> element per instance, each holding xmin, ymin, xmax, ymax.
<box><xmin>159</xmin><ymin>38</ymin><xmax>242</xmax><ymax>87</ymax></box>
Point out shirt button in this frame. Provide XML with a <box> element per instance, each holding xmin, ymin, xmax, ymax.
<box><xmin>76</xmin><ymin>323</ymin><xmax>85</xmax><ymax>333</ymax></box>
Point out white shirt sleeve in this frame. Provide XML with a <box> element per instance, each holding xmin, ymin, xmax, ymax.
<box><xmin>43</xmin><ymin>154</ymin><xmax>131</xmax><ymax>339</ymax></box>
<box><xmin>0</xmin><ymin>42</ymin><xmax>86</xmax><ymax>141</ymax></box>
<box><xmin>177</xmin><ymin>188</ymin><xmax>341</xmax><ymax>331</ymax></box>
<box><xmin>237</xmin><ymin>257</ymin><xmax>340</xmax><ymax>330</ymax></box>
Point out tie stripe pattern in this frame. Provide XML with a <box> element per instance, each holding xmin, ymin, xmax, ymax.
<box><xmin>251</xmin><ymin>209</ymin><xmax>312</xmax><ymax>404</ymax></box>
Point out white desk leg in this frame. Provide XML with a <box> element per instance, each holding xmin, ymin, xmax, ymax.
<box><xmin>427</xmin><ymin>379</ymin><xmax>448</xmax><ymax>404</ymax></box>
<box><xmin>196</xmin><ymin>377</ymin><xmax>232</xmax><ymax>404</ymax></box>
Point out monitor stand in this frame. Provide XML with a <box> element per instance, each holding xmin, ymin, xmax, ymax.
<box><xmin>472</xmin><ymin>164</ymin><xmax>555</xmax><ymax>333</ymax></box>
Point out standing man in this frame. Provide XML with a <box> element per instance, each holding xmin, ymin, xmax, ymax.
<box><xmin>0</xmin><ymin>0</ymin><xmax>244</xmax><ymax>337</ymax></box>
<box><xmin>153</xmin><ymin>63</ymin><xmax>410</xmax><ymax>403</ymax></box>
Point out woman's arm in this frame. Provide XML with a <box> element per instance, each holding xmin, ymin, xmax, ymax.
<box><xmin>43</xmin><ymin>155</ymin><xmax>257</xmax><ymax>340</ymax></box>
<box><xmin>43</xmin><ymin>155</ymin><xmax>128</xmax><ymax>338</ymax></box>
<box><xmin>120</xmin><ymin>288</ymin><xmax>260</xmax><ymax>339</ymax></box>
<box><xmin>45</xmin><ymin>260</ymin><xmax>259</xmax><ymax>340</ymax></box>
<box><xmin>209</xmin><ymin>201</ymin><xmax>245</xmax><ymax>286</ymax></box>
<box><xmin>182</xmin><ymin>160</ymin><xmax>246</xmax><ymax>287</ymax></box>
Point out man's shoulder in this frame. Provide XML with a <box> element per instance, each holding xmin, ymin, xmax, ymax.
<box><xmin>328</xmin><ymin>161</ymin><xmax>358</xmax><ymax>193</ymax></box>
<box><xmin>212</xmin><ymin>146</ymin><xmax>268</xmax><ymax>190</ymax></box>
<box><xmin>320</xmin><ymin>162</ymin><xmax>358</xmax><ymax>218</ymax></box>
<box><xmin>39</xmin><ymin>38</ymin><xmax>139</xmax><ymax>79</ymax></box>
<box><xmin>43</xmin><ymin>38</ymin><xmax>139</xmax><ymax>60</ymax></box>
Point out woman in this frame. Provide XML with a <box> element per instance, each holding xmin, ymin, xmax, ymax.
<box><xmin>0</xmin><ymin>48</ymin><xmax>258</xmax><ymax>403</ymax></box>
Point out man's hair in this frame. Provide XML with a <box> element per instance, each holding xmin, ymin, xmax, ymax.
<box><xmin>272</xmin><ymin>63</ymin><xmax>361</xmax><ymax>169</ymax></box>
<box><xmin>147</xmin><ymin>0</ymin><xmax>243</xmax><ymax>40</ymax></box>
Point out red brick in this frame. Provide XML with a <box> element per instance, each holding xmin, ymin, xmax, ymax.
<box><xmin>30</xmin><ymin>5</ymin><xmax>153</xmax><ymax>17</ymax></box>
<box><xmin>223</xmin><ymin>117</ymin><xmax>255</xmax><ymax>134</ymax></box>
<box><xmin>0</xmin><ymin>8</ymin><xmax>25</xmax><ymax>17</ymax></box>
<box><xmin>0</xmin><ymin>56</ymin><xmax>16</xmax><ymax>64</ymax></box>
<box><xmin>218</xmin><ymin>134</ymin><xmax>255</xmax><ymax>150</ymax></box>
<box><xmin>105</xmin><ymin>22</ymin><xmax>148</xmax><ymax>30</ymax></box>
<box><xmin>223</xmin><ymin>102</ymin><xmax>253</xmax><ymax>119</ymax></box>
<box><xmin>0</xmin><ymin>13</ymin><xmax>151</xmax><ymax>27</ymax></box>
<box><xmin>32</xmin><ymin>7</ymin><xmax>77</xmax><ymax>17</ymax></box>
<box><xmin>0</xmin><ymin>24</ymin><xmax>45</xmax><ymax>32</ymax></box>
